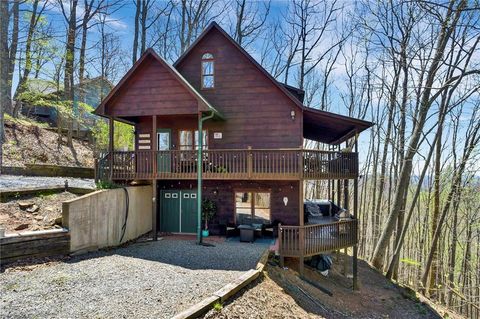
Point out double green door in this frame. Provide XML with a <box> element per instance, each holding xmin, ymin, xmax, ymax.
<box><xmin>160</xmin><ymin>190</ymin><xmax>197</xmax><ymax>233</ymax></box>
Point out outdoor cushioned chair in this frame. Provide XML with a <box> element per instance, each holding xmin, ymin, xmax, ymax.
<box><xmin>263</xmin><ymin>220</ymin><xmax>280</xmax><ymax>238</ymax></box>
<box><xmin>219</xmin><ymin>218</ymin><xmax>238</xmax><ymax>238</ymax></box>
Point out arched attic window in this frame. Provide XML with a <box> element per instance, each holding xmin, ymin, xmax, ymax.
<box><xmin>201</xmin><ymin>53</ymin><xmax>214</xmax><ymax>89</ymax></box>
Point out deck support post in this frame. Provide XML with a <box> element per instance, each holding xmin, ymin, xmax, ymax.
<box><xmin>108</xmin><ymin>117</ymin><xmax>114</xmax><ymax>181</ymax></box>
<box><xmin>197</xmin><ymin>113</ymin><xmax>203</xmax><ymax>244</ymax></box>
<box><xmin>353</xmin><ymin>137</ymin><xmax>359</xmax><ymax>290</ymax></box>
<box><xmin>299</xmin><ymin>180</ymin><xmax>305</xmax><ymax>276</ymax></box>
<box><xmin>278</xmin><ymin>223</ymin><xmax>284</xmax><ymax>268</ymax></box>
<box><xmin>343</xmin><ymin>180</ymin><xmax>349</xmax><ymax>210</ymax></box>
<box><xmin>152</xmin><ymin>180</ymin><xmax>157</xmax><ymax>241</ymax></box>
<box><xmin>343</xmin><ymin>141</ymin><xmax>350</xmax><ymax>277</ymax></box>
<box><xmin>152</xmin><ymin>115</ymin><xmax>158</xmax><ymax>241</ymax></box>
<box><xmin>336</xmin><ymin>144</ymin><xmax>342</xmax><ymax>206</ymax></box>
<box><xmin>197</xmin><ymin>111</ymin><xmax>215</xmax><ymax>244</ymax></box>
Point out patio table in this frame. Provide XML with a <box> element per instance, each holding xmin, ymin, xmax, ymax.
<box><xmin>238</xmin><ymin>225</ymin><xmax>256</xmax><ymax>242</ymax></box>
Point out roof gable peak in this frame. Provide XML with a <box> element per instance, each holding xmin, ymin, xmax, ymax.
<box><xmin>174</xmin><ymin>21</ymin><xmax>305</xmax><ymax>110</ymax></box>
<box><xmin>94</xmin><ymin>48</ymin><xmax>222</xmax><ymax>118</ymax></box>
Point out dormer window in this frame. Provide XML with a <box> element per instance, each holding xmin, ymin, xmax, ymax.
<box><xmin>201</xmin><ymin>53</ymin><xmax>214</xmax><ymax>89</ymax></box>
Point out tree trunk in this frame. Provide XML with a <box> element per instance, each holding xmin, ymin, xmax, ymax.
<box><xmin>234</xmin><ymin>0</ymin><xmax>246</xmax><ymax>46</ymax></box>
<box><xmin>0</xmin><ymin>0</ymin><xmax>9</xmax><ymax>166</ymax></box>
<box><xmin>132</xmin><ymin>0</ymin><xmax>141</xmax><ymax>64</ymax></box>
<box><xmin>14</xmin><ymin>0</ymin><xmax>41</xmax><ymax>116</ymax></box>
<box><xmin>140</xmin><ymin>0</ymin><xmax>147</xmax><ymax>56</ymax></box>
<box><xmin>446</xmin><ymin>194</ymin><xmax>459</xmax><ymax>306</ymax></box>
<box><xmin>63</xmin><ymin>0</ymin><xmax>78</xmax><ymax>148</ymax></box>
<box><xmin>421</xmin><ymin>116</ymin><xmax>480</xmax><ymax>292</ymax></box>
<box><xmin>1</xmin><ymin>1</ymin><xmax>19</xmax><ymax>116</ymax></box>
<box><xmin>428</xmin><ymin>112</ymin><xmax>443</xmax><ymax>296</ymax></box>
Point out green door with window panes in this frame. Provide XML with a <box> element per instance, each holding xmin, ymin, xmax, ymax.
<box><xmin>160</xmin><ymin>190</ymin><xmax>180</xmax><ymax>232</ymax></box>
<box><xmin>157</xmin><ymin>129</ymin><xmax>171</xmax><ymax>173</ymax></box>
<box><xmin>160</xmin><ymin>190</ymin><xmax>197</xmax><ymax>233</ymax></box>
<box><xmin>181</xmin><ymin>190</ymin><xmax>197</xmax><ymax>233</ymax></box>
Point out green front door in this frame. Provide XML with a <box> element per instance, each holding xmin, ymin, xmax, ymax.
<box><xmin>157</xmin><ymin>129</ymin><xmax>171</xmax><ymax>173</ymax></box>
<box><xmin>181</xmin><ymin>190</ymin><xmax>198</xmax><ymax>233</ymax></box>
<box><xmin>160</xmin><ymin>190</ymin><xmax>180</xmax><ymax>232</ymax></box>
<box><xmin>160</xmin><ymin>189</ymin><xmax>197</xmax><ymax>234</ymax></box>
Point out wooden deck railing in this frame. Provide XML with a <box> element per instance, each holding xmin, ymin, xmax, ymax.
<box><xmin>96</xmin><ymin>149</ymin><xmax>358</xmax><ymax>181</ymax></box>
<box><xmin>278</xmin><ymin>219</ymin><xmax>358</xmax><ymax>258</ymax></box>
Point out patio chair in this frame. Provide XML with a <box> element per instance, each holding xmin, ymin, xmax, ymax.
<box><xmin>219</xmin><ymin>219</ymin><xmax>238</xmax><ymax>238</ymax></box>
<box><xmin>263</xmin><ymin>220</ymin><xmax>280</xmax><ymax>238</ymax></box>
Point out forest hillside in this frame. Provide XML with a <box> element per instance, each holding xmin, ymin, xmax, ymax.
<box><xmin>2</xmin><ymin>115</ymin><xmax>94</xmax><ymax>168</ymax></box>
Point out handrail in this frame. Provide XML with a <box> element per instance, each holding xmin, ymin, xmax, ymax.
<box><xmin>278</xmin><ymin>219</ymin><xmax>358</xmax><ymax>258</ymax></box>
<box><xmin>98</xmin><ymin>148</ymin><xmax>359</xmax><ymax>181</ymax></box>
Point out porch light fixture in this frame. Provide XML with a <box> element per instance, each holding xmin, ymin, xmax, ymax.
<box><xmin>290</xmin><ymin>110</ymin><xmax>296</xmax><ymax>120</ymax></box>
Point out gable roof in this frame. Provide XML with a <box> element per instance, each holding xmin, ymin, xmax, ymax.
<box><xmin>94</xmin><ymin>48</ymin><xmax>223</xmax><ymax>119</ymax></box>
<box><xmin>174</xmin><ymin>22</ymin><xmax>305</xmax><ymax>110</ymax></box>
<box><xmin>174</xmin><ymin>21</ymin><xmax>373</xmax><ymax>145</ymax></box>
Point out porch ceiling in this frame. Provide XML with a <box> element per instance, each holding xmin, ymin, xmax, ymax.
<box><xmin>303</xmin><ymin>107</ymin><xmax>374</xmax><ymax>145</ymax></box>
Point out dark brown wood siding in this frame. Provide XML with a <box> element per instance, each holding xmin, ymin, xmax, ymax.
<box><xmin>157</xmin><ymin>180</ymin><xmax>300</xmax><ymax>226</ymax></box>
<box><xmin>135</xmin><ymin>115</ymin><xmax>200</xmax><ymax>151</ymax></box>
<box><xmin>175</xmin><ymin>28</ymin><xmax>303</xmax><ymax>149</ymax></box>
<box><xmin>106</xmin><ymin>56</ymin><xmax>199</xmax><ymax>117</ymax></box>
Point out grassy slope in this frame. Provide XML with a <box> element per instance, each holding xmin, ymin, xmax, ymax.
<box><xmin>2</xmin><ymin>115</ymin><xmax>94</xmax><ymax>168</ymax></box>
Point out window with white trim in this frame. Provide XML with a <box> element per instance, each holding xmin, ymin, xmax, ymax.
<box><xmin>201</xmin><ymin>53</ymin><xmax>214</xmax><ymax>89</ymax></box>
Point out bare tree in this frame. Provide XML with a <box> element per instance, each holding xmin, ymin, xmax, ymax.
<box><xmin>132</xmin><ymin>0</ymin><xmax>171</xmax><ymax>63</ymax></box>
<box><xmin>371</xmin><ymin>0</ymin><xmax>479</xmax><ymax>270</ymax></box>
<box><xmin>177</xmin><ymin>0</ymin><xmax>220</xmax><ymax>55</ymax></box>
<box><xmin>231</xmin><ymin>0</ymin><xmax>270</xmax><ymax>48</ymax></box>
<box><xmin>13</xmin><ymin>0</ymin><xmax>48</xmax><ymax>116</ymax></box>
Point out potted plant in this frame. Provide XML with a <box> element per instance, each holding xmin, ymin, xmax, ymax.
<box><xmin>202</xmin><ymin>198</ymin><xmax>217</xmax><ymax>237</ymax></box>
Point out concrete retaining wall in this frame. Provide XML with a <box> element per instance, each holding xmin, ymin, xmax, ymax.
<box><xmin>62</xmin><ymin>186</ymin><xmax>152</xmax><ymax>253</ymax></box>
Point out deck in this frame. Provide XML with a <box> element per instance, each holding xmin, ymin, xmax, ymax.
<box><xmin>278</xmin><ymin>218</ymin><xmax>358</xmax><ymax>258</ymax></box>
<box><xmin>96</xmin><ymin>149</ymin><xmax>358</xmax><ymax>181</ymax></box>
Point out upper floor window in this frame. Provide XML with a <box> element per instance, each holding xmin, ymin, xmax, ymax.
<box><xmin>179</xmin><ymin>129</ymin><xmax>208</xmax><ymax>150</ymax></box>
<box><xmin>201</xmin><ymin>53</ymin><xmax>214</xmax><ymax>89</ymax></box>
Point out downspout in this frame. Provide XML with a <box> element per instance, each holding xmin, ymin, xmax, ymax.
<box><xmin>197</xmin><ymin>110</ymin><xmax>215</xmax><ymax>244</ymax></box>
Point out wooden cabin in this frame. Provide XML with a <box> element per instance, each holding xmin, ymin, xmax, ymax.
<box><xmin>94</xmin><ymin>22</ymin><xmax>372</xmax><ymax>286</ymax></box>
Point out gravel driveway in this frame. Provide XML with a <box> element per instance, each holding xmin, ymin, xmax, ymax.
<box><xmin>0</xmin><ymin>238</ymin><xmax>269</xmax><ymax>319</ymax></box>
<box><xmin>0</xmin><ymin>175</ymin><xmax>95</xmax><ymax>190</ymax></box>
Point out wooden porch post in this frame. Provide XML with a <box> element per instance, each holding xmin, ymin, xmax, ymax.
<box><xmin>343</xmin><ymin>141</ymin><xmax>350</xmax><ymax>276</ymax></box>
<box><xmin>299</xmin><ymin>179</ymin><xmax>305</xmax><ymax>276</ymax></box>
<box><xmin>353</xmin><ymin>137</ymin><xmax>359</xmax><ymax>290</ymax></box>
<box><xmin>336</xmin><ymin>180</ymin><xmax>341</xmax><ymax>206</ymax></box>
<box><xmin>343</xmin><ymin>180</ymin><xmax>349</xmax><ymax>209</ymax></box>
<box><xmin>343</xmin><ymin>178</ymin><xmax>349</xmax><ymax>275</ymax></box>
<box><xmin>152</xmin><ymin>115</ymin><xmax>158</xmax><ymax>241</ymax></box>
<box><xmin>327</xmin><ymin>145</ymin><xmax>331</xmax><ymax>201</ymax></box>
<box><xmin>336</xmin><ymin>143</ymin><xmax>341</xmax><ymax>206</ymax></box>
<box><xmin>108</xmin><ymin>117</ymin><xmax>114</xmax><ymax>180</ymax></box>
